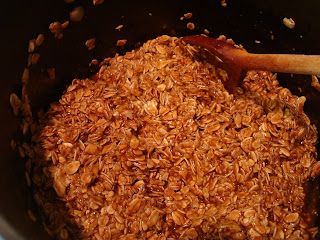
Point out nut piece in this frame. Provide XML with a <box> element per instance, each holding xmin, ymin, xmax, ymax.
<box><xmin>283</xmin><ymin>17</ymin><xmax>295</xmax><ymax>29</ymax></box>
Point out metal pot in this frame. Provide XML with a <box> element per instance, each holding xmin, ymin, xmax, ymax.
<box><xmin>1</xmin><ymin>0</ymin><xmax>319</xmax><ymax>239</ymax></box>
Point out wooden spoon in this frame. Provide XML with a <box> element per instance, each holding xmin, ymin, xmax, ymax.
<box><xmin>182</xmin><ymin>35</ymin><xmax>320</xmax><ymax>93</ymax></box>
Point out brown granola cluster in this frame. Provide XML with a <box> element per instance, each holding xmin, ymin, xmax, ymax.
<box><xmin>31</xmin><ymin>36</ymin><xmax>319</xmax><ymax>239</ymax></box>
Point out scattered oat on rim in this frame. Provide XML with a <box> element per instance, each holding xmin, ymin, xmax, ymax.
<box><xmin>70</xmin><ymin>6</ymin><xmax>85</xmax><ymax>22</ymax></box>
<box><xmin>22</xmin><ymin>35</ymin><xmax>319</xmax><ymax>239</ymax></box>
<box><xmin>28</xmin><ymin>40</ymin><xmax>35</xmax><ymax>53</ymax></box>
<box><xmin>10</xmin><ymin>93</ymin><xmax>21</xmax><ymax>116</ymax></box>
<box><xmin>49</xmin><ymin>21</ymin><xmax>62</xmax><ymax>38</ymax></box>
<box><xmin>47</xmin><ymin>68</ymin><xmax>56</xmax><ymax>80</ymax></box>
<box><xmin>115</xmin><ymin>25</ymin><xmax>123</xmax><ymax>31</ymax></box>
<box><xmin>10</xmin><ymin>139</ymin><xmax>16</xmax><ymax>150</ymax></box>
<box><xmin>27</xmin><ymin>210</ymin><xmax>37</xmax><ymax>222</ymax></box>
<box><xmin>93</xmin><ymin>0</ymin><xmax>104</xmax><ymax>5</ymax></box>
<box><xmin>221</xmin><ymin>0</ymin><xmax>227</xmax><ymax>7</ymax></box>
<box><xmin>116</xmin><ymin>39</ymin><xmax>127</xmax><ymax>47</ymax></box>
<box><xmin>311</xmin><ymin>75</ymin><xmax>320</xmax><ymax>91</ymax></box>
<box><xmin>283</xmin><ymin>17</ymin><xmax>295</xmax><ymax>29</ymax></box>
<box><xmin>35</xmin><ymin>34</ymin><xmax>44</xmax><ymax>46</ymax></box>
<box><xmin>89</xmin><ymin>59</ymin><xmax>99</xmax><ymax>66</ymax></box>
<box><xmin>61</xmin><ymin>21</ymin><xmax>69</xmax><ymax>29</ymax></box>
<box><xmin>187</xmin><ymin>22</ymin><xmax>195</xmax><ymax>30</ymax></box>
<box><xmin>85</xmin><ymin>38</ymin><xmax>96</xmax><ymax>50</ymax></box>
<box><xmin>184</xmin><ymin>12</ymin><xmax>193</xmax><ymax>19</ymax></box>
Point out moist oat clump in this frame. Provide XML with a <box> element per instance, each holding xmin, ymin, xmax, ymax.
<box><xmin>31</xmin><ymin>35</ymin><xmax>320</xmax><ymax>239</ymax></box>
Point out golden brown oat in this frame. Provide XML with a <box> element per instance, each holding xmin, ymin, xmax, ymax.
<box><xmin>47</xmin><ymin>68</ymin><xmax>55</xmax><ymax>80</ymax></box>
<box><xmin>187</xmin><ymin>22</ymin><xmax>195</xmax><ymax>30</ymax></box>
<box><xmin>89</xmin><ymin>59</ymin><xmax>99</xmax><ymax>66</ymax></box>
<box><xmin>221</xmin><ymin>0</ymin><xmax>227</xmax><ymax>7</ymax></box>
<box><xmin>22</xmin><ymin>122</ymin><xmax>29</xmax><ymax>135</ymax></box>
<box><xmin>85</xmin><ymin>38</ymin><xmax>96</xmax><ymax>50</ymax></box>
<box><xmin>27</xmin><ymin>210</ymin><xmax>37</xmax><ymax>222</ymax></box>
<box><xmin>115</xmin><ymin>25</ymin><xmax>123</xmax><ymax>31</ymax></box>
<box><xmin>10</xmin><ymin>93</ymin><xmax>21</xmax><ymax>116</ymax></box>
<box><xmin>22</xmin><ymin>68</ymin><xmax>29</xmax><ymax>84</ymax></box>
<box><xmin>60</xmin><ymin>228</ymin><xmax>69</xmax><ymax>239</ymax></box>
<box><xmin>57</xmin><ymin>33</ymin><xmax>63</xmax><ymax>39</ymax></box>
<box><xmin>49</xmin><ymin>21</ymin><xmax>62</xmax><ymax>38</ymax></box>
<box><xmin>10</xmin><ymin>139</ymin><xmax>16</xmax><ymax>150</ymax></box>
<box><xmin>70</xmin><ymin>6</ymin><xmax>85</xmax><ymax>22</ymax></box>
<box><xmin>311</xmin><ymin>75</ymin><xmax>320</xmax><ymax>91</ymax></box>
<box><xmin>25</xmin><ymin>171</ymin><xmax>31</xmax><ymax>187</ymax></box>
<box><xmin>93</xmin><ymin>0</ymin><xmax>104</xmax><ymax>5</ymax></box>
<box><xmin>28</xmin><ymin>39</ymin><xmax>35</xmax><ymax>53</ymax></box>
<box><xmin>184</xmin><ymin>13</ymin><xmax>193</xmax><ymax>19</ymax></box>
<box><xmin>61</xmin><ymin>21</ymin><xmax>69</xmax><ymax>29</ymax></box>
<box><xmin>283</xmin><ymin>17</ymin><xmax>295</xmax><ymax>29</ymax></box>
<box><xmin>27</xmin><ymin>36</ymin><xmax>319</xmax><ymax>239</ymax></box>
<box><xmin>35</xmin><ymin>34</ymin><xmax>44</xmax><ymax>46</ymax></box>
<box><xmin>204</xmin><ymin>29</ymin><xmax>210</xmax><ymax>34</ymax></box>
<box><xmin>31</xmin><ymin>53</ymin><xmax>40</xmax><ymax>65</ymax></box>
<box><xmin>116</xmin><ymin>39</ymin><xmax>127</xmax><ymax>47</ymax></box>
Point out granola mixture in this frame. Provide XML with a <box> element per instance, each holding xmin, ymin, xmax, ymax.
<box><xmin>30</xmin><ymin>35</ymin><xmax>320</xmax><ymax>239</ymax></box>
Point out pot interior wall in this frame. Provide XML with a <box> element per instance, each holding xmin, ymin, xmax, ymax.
<box><xmin>0</xmin><ymin>0</ymin><xmax>319</xmax><ymax>239</ymax></box>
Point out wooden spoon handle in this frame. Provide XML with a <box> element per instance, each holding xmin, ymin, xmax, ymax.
<box><xmin>240</xmin><ymin>54</ymin><xmax>320</xmax><ymax>76</ymax></box>
<box><xmin>182</xmin><ymin>35</ymin><xmax>320</xmax><ymax>76</ymax></box>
